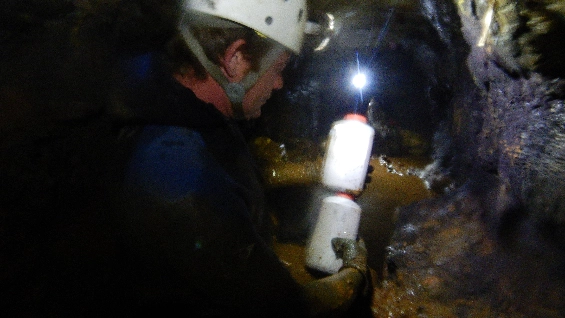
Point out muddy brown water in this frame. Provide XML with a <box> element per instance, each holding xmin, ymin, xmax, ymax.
<box><xmin>273</xmin><ymin>156</ymin><xmax>433</xmax><ymax>284</ymax></box>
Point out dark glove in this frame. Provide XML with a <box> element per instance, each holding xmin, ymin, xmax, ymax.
<box><xmin>331</xmin><ymin>237</ymin><xmax>371</xmax><ymax>296</ymax></box>
<box><xmin>332</xmin><ymin>237</ymin><xmax>370</xmax><ymax>296</ymax></box>
<box><xmin>331</xmin><ymin>237</ymin><xmax>367</xmax><ymax>274</ymax></box>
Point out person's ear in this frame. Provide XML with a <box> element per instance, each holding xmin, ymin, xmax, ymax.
<box><xmin>221</xmin><ymin>39</ymin><xmax>249</xmax><ymax>82</ymax></box>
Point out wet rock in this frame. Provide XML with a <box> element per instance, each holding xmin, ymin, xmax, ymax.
<box><xmin>377</xmin><ymin>1</ymin><xmax>565</xmax><ymax>316</ymax></box>
<box><xmin>376</xmin><ymin>175</ymin><xmax>565</xmax><ymax>317</ymax></box>
<box><xmin>457</xmin><ymin>0</ymin><xmax>565</xmax><ymax>78</ymax></box>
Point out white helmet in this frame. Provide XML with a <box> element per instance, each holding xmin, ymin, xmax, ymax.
<box><xmin>182</xmin><ymin>0</ymin><xmax>307</xmax><ymax>54</ymax></box>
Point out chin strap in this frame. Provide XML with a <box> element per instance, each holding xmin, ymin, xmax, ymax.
<box><xmin>179</xmin><ymin>18</ymin><xmax>286</xmax><ymax>120</ymax></box>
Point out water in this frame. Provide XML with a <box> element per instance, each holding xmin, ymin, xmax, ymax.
<box><xmin>274</xmin><ymin>155</ymin><xmax>433</xmax><ymax>283</ymax></box>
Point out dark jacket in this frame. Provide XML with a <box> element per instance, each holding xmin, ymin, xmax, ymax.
<box><xmin>1</xmin><ymin>53</ymin><xmax>309</xmax><ymax>317</ymax></box>
<box><xmin>114</xmin><ymin>55</ymin><xmax>308</xmax><ymax>317</ymax></box>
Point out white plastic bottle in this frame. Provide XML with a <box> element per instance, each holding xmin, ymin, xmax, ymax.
<box><xmin>321</xmin><ymin>114</ymin><xmax>375</xmax><ymax>194</ymax></box>
<box><xmin>305</xmin><ymin>193</ymin><xmax>361</xmax><ymax>274</ymax></box>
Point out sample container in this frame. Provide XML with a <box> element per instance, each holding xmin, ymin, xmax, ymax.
<box><xmin>321</xmin><ymin>114</ymin><xmax>374</xmax><ymax>194</ymax></box>
<box><xmin>305</xmin><ymin>193</ymin><xmax>361</xmax><ymax>274</ymax></box>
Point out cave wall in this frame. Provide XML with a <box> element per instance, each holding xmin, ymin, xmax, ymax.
<box><xmin>458</xmin><ymin>0</ymin><xmax>565</xmax><ymax>231</ymax></box>
<box><xmin>376</xmin><ymin>0</ymin><xmax>565</xmax><ymax>316</ymax></box>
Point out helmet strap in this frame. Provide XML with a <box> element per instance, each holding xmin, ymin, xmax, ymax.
<box><xmin>179</xmin><ymin>22</ymin><xmax>286</xmax><ymax>120</ymax></box>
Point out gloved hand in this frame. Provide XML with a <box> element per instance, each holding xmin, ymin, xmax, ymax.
<box><xmin>331</xmin><ymin>237</ymin><xmax>370</xmax><ymax>295</ymax></box>
<box><xmin>331</xmin><ymin>237</ymin><xmax>367</xmax><ymax>273</ymax></box>
<box><xmin>301</xmin><ymin>238</ymin><xmax>371</xmax><ymax>316</ymax></box>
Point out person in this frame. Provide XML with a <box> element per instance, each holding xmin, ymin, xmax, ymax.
<box><xmin>112</xmin><ymin>0</ymin><xmax>370</xmax><ymax>316</ymax></box>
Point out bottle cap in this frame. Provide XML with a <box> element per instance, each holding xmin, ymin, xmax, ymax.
<box><xmin>336</xmin><ymin>192</ymin><xmax>355</xmax><ymax>201</ymax></box>
<box><xmin>344</xmin><ymin>113</ymin><xmax>367</xmax><ymax>123</ymax></box>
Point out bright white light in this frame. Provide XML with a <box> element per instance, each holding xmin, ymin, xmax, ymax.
<box><xmin>352</xmin><ymin>73</ymin><xmax>367</xmax><ymax>89</ymax></box>
<box><xmin>477</xmin><ymin>3</ymin><xmax>493</xmax><ymax>47</ymax></box>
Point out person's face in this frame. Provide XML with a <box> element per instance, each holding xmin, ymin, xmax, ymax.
<box><xmin>241</xmin><ymin>51</ymin><xmax>291</xmax><ymax>119</ymax></box>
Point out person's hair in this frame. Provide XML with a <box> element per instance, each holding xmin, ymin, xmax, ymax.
<box><xmin>164</xmin><ymin>25</ymin><xmax>275</xmax><ymax>80</ymax></box>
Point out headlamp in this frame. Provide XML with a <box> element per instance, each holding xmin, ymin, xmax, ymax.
<box><xmin>352</xmin><ymin>72</ymin><xmax>367</xmax><ymax>90</ymax></box>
